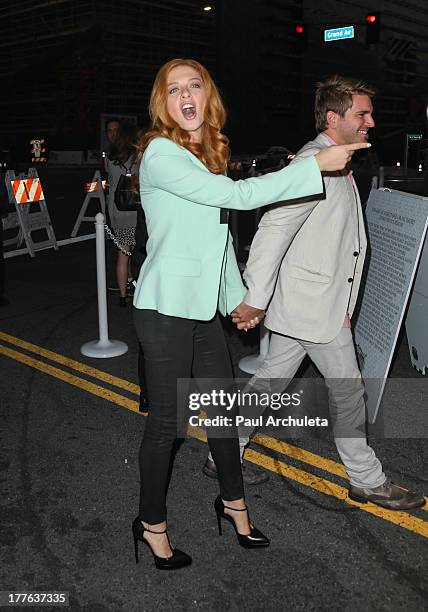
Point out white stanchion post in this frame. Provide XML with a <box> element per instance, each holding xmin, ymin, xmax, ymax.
<box><xmin>238</xmin><ymin>324</ymin><xmax>270</xmax><ymax>374</ymax></box>
<box><xmin>81</xmin><ymin>213</ymin><xmax>128</xmax><ymax>358</ymax></box>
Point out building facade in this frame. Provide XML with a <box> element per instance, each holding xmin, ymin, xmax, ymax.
<box><xmin>0</xmin><ymin>0</ymin><xmax>427</xmax><ymax>162</ymax></box>
<box><xmin>0</xmin><ymin>0</ymin><xmax>216</xmax><ymax>151</ymax></box>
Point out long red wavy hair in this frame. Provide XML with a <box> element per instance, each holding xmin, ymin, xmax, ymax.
<box><xmin>136</xmin><ymin>59</ymin><xmax>230</xmax><ymax>174</ymax></box>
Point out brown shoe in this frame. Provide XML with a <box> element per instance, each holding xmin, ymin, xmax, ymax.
<box><xmin>202</xmin><ymin>458</ymin><xmax>218</xmax><ymax>480</ymax></box>
<box><xmin>202</xmin><ymin>458</ymin><xmax>269</xmax><ymax>485</ymax></box>
<box><xmin>242</xmin><ymin>462</ymin><xmax>269</xmax><ymax>485</ymax></box>
<box><xmin>349</xmin><ymin>479</ymin><xmax>426</xmax><ymax>510</ymax></box>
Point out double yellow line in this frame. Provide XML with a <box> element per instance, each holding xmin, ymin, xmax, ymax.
<box><xmin>0</xmin><ymin>330</ymin><xmax>141</xmax><ymax>413</ymax></box>
<box><xmin>0</xmin><ymin>330</ymin><xmax>427</xmax><ymax>539</ymax></box>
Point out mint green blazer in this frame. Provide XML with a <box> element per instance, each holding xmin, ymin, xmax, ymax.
<box><xmin>133</xmin><ymin>137</ymin><xmax>322</xmax><ymax>320</ymax></box>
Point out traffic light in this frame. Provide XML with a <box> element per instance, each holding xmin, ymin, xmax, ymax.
<box><xmin>366</xmin><ymin>12</ymin><xmax>381</xmax><ymax>44</ymax></box>
<box><xmin>293</xmin><ymin>23</ymin><xmax>308</xmax><ymax>51</ymax></box>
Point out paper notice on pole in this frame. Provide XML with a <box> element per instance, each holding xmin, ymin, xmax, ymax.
<box><xmin>354</xmin><ymin>188</ymin><xmax>428</xmax><ymax>422</ymax></box>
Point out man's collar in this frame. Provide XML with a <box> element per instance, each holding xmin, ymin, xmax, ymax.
<box><xmin>322</xmin><ymin>132</ymin><xmax>337</xmax><ymax>146</ymax></box>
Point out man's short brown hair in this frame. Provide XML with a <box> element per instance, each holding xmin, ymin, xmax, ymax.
<box><xmin>314</xmin><ymin>75</ymin><xmax>375</xmax><ymax>133</ymax></box>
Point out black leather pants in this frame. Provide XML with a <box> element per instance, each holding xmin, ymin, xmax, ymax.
<box><xmin>133</xmin><ymin>308</ymin><xmax>244</xmax><ymax>524</ymax></box>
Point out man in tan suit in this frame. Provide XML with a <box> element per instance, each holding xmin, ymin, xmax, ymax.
<box><xmin>227</xmin><ymin>75</ymin><xmax>424</xmax><ymax>510</ymax></box>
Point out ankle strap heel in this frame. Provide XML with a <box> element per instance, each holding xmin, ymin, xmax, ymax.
<box><xmin>222</xmin><ymin>503</ymin><xmax>247</xmax><ymax>512</ymax></box>
<box><xmin>131</xmin><ymin>517</ymin><xmax>192</xmax><ymax>570</ymax></box>
<box><xmin>143</xmin><ymin>525</ymin><xmax>167</xmax><ymax>535</ymax></box>
<box><xmin>214</xmin><ymin>496</ymin><xmax>270</xmax><ymax>549</ymax></box>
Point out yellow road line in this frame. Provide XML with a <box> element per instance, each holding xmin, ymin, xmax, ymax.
<box><xmin>0</xmin><ymin>343</ymin><xmax>140</xmax><ymax>414</ymax></box>
<box><xmin>0</xmin><ymin>330</ymin><xmax>140</xmax><ymax>395</ymax></box>
<box><xmin>197</xmin><ymin>419</ymin><xmax>428</xmax><ymax>512</ymax></box>
<box><xmin>2</xmin><ymin>331</ymin><xmax>421</xmax><ymax>508</ymax></box>
<box><xmin>243</xmin><ymin>447</ymin><xmax>428</xmax><ymax>539</ymax></box>
<box><xmin>188</xmin><ymin>425</ymin><xmax>428</xmax><ymax>537</ymax></box>
<box><xmin>187</xmin><ymin>425</ymin><xmax>207</xmax><ymax>443</ymax></box>
<box><xmin>253</xmin><ymin>433</ymin><xmax>428</xmax><ymax>512</ymax></box>
<box><xmin>1</xmin><ymin>337</ymin><xmax>427</xmax><ymax>532</ymax></box>
<box><xmin>253</xmin><ymin>433</ymin><xmax>348</xmax><ymax>479</ymax></box>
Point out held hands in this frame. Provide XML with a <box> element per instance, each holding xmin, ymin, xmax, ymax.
<box><xmin>315</xmin><ymin>142</ymin><xmax>371</xmax><ymax>172</ymax></box>
<box><xmin>231</xmin><ymin>303</ymin><xmax>265</xmax><ymax>331</ymax></box>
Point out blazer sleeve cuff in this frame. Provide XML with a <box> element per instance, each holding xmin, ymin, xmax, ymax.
<box><xmin>243</xmin><ymin>290</ymin><xmax>269</xmax><ymax>311</ymax></box>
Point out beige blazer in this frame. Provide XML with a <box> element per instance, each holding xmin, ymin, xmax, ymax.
<box><xmin>244</xmin><ymin>132</ymin><xmax>367</xmax><ymax>343</ymax></box>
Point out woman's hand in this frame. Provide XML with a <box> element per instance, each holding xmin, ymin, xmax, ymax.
<box><xmin>315</xmin><ymin>142</ymin><xmax>371</xmax><ymax>172</ymax></box>
<box><xmin>231</xmin><ymin>303</ymin><xmax>265</xmax><ymax>331</ymax></box>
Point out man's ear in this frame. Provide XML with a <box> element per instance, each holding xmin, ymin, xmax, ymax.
<box><xmin>326</xmin><ymin>110</ymin><xmax>338</xmax><ymax>129</ymax></box>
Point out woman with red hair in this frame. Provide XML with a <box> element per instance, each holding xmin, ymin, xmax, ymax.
<box><xmin>132</xmin><ymin>58</ymin><xmax>369</xmax><ymax>570</ymax></box>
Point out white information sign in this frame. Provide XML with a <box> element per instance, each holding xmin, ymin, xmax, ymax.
<box><xmin>354</xmin><ymin>188</ymin><xmax>428</xmax><ymax>422</ymax></box>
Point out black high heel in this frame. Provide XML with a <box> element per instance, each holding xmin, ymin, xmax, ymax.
<box><xmin>132</xmin><ymin>517</ymin><xmax>192</xmax><ymax>570</ymax></box>
<box><xmin>119</xmin><ymin>296</ymin><xmax>128</xmax><ymax>307</ymax></box>
<box><xmin>214</xmin><ymin>496</ymin><xmax>270</xmax><ymax>548</ymax></box>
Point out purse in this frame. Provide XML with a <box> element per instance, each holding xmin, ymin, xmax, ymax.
<box><xmin>114</xmin><ymin>162</ymin><xmax>140</xmax><ymax>212</ymax></box>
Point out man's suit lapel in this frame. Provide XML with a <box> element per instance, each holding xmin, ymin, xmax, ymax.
<box><xmin>317</xmin><ymin>132</ymin><xmax>367</xmax><ymax>246</ymax></box>
<box><xmin>316</xmin><ymin>133</ymin><xmax>364</xmax><ymax>246</ymax></box>
<box><xmin>315</xmin><ymin>133</ymin><xmax>342</xmax><ymax>180</ymax></box>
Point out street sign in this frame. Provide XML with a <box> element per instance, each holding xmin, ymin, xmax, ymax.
<box><xmin>324</xmin><ymin>26</ymin><xmax>354</xmax><ymax>42</ymax></box>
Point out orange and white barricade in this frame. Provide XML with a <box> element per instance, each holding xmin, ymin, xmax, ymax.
<box><xmin>4</xmin><ymin>168</ymin><xmax>58</xmax><ymax>257</ymax></box>
<box><xmin>85</xmin><ymin>178</ymin><xmax>106</xmax><ymax>193</ymax></box>
<box><xmin>71</xmin><ymin>170</ymin><xmax>106</xmax><ymax>238</ymax></box>
<box><xmin>11</xmin><ymin>176</ymin><xmax>45</xmax><ymax>204</ymax></box>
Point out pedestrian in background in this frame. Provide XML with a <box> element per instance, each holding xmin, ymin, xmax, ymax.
<box><xmin>105</xmin><ymin>122</ymin><xmax>138</xmax><ymax>306</ymax></box>
<box><xmin>131</xmin><ymin>57</ymin><xmax>368</xmax><ymax>570</ymax></box>
<box><xmin>104</xmin><ymin>117</ymin><xmax>120</xmax><ymax>157</ymax></box>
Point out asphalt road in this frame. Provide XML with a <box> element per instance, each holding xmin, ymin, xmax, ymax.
<box><xmin>0</xmin><ymin>237</ymin><xmax>427</xmax><ymax>611</ymax></box>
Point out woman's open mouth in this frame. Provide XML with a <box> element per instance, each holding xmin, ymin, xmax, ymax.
<box><xmin>181</xmin><ymin>103</ymin><xmax>197</xmax><ymax>120</ymax></box>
